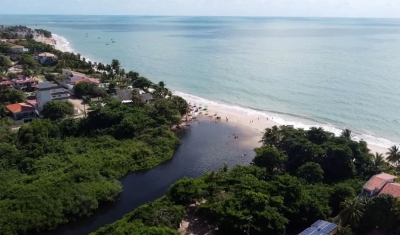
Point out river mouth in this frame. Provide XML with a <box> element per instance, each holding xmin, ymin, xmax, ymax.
<box><xmin>43</xmin><ymin>119</ymin><xmax>256</xmax><ymax>235</ymax></box>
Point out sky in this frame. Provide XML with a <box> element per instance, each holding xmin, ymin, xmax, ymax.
<box><xmin>1</xmin><ymin>0</ymin><xmax>399</xmax><ymax>18</ymax></box>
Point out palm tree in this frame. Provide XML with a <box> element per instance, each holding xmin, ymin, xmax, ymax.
<box><xmin>394</xmin><ymin>198</ymin><xmax>400</xmax><ymax>221</ymax></box>
<box><xmin>260</xmin><ymin>126</ymin><xmax>281</xmax><ymax>147</ymax></box>
<box><xmin>339</xmin><ymin>198</ymin><xmax>365</xmax><ymax>227</ymax></box>
<box><xmin>386</xmin><ymin>145</ymin><xmax>400</xmax><ymax>166</ymax></box>
<box><xmin>371</xmin><ymin>152</ymin><xmax>385</xmax><ymax>172</ymax></box>
<box><xmin>111</xmin><ymin>59</ymin><xmax>120</xmax><ymax>72</ymax></box>
<box><xmin>340</xmin><ymin>129</ymin><xmax>353</xmax><ymax>141</ymax></box>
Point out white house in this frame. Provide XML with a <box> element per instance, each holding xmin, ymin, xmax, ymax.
<box><xmin>38</xmin><ymin>52</ymin><xmax>57</xmax><ymax>65</ymax></box>
<box><xmin>62</xmin><ymin>69</ymin><xmax>86</xmax><ymax>83</ymax></box>
<box><xmin>11</xmin><ymin>45</ymin><xmax>29</xmax><ymax>53</ymax></box>
<box><xmin>36</xmin><ymin>82</ymin><xmax>70</xmax><ymax>111</ymax></box>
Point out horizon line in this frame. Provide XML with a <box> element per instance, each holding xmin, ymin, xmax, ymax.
<box><xmin>0</xmin><ymin>14</ymin><xmax>400</xmax><ymax>20</ymax></box>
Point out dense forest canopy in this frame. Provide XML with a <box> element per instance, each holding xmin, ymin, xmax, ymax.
<box><xmin>92</xmin><ymin>126</ymin><xmax>400</xmax><ymax>235</ymax></box>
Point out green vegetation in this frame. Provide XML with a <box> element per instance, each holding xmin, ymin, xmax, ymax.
<box><xmin>34</xmin><ymin>29</ymin><xmax>52</xmax><ymax>38</ymax></box>
<box><xmin>42</xmin><ymin>100</ymin><xmax>74</xmax><ymax>121</ymax></box>
<box><xmin>92</xmin><ymin>126</ymin><xmax>400</xmax><ymax>235</ymax></box>
<box><xmin>0</xmin><ymin>55</ymin><xmax>12</xmax><ymax>72</ymax></box>
<box><xmin>0</xmin><ymin>97</ymin><xmax>185</xmax><ymax>234</ymax></box>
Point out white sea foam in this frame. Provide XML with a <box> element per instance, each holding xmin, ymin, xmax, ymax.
<box><xmin>174</xmin><ymin>91</ymin><xmax>398</xmax><ymax>149</ymax></box>
<box><xmin>52</xmin><ymin>34</ymin><xmax>94</xmax><ymax>62</ymax></box>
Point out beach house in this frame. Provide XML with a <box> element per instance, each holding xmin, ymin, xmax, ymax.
<box><xmin>10</xmin><ymin>45</ymin><xmax>29</xmax><ymax>53</ymax></box>
<box><xmin>114</xmin><ymin>88</ymin><xmax>153</xmax><ymax>103</ymax></box>
<box><xmin>38</xmin><ymin>52</ymin><xmax>57</xmax><ymax>65</ymax></box>
<box><xmin>6</xmin><ymin>102</ymin><xmax>37</xmax><ymax>123</ymax></box>
<box><xmin>298</xmin><ymin>220</ymin><xmax>338</xmax><ymax>235</ymax></box>
<box><xmin>12</xmin><ymin>75</ymin><xmax>38</xmax><ymax>90</ymax></box>
<box><xmin>62</xmin><ymin>69</ymin><xmax>86</xmax><ymax>83</ymax></box>
<box><xmin>362</xmin><ymin>173</ymin><xmax>398</xmax><ymax>198</ymax></box>
<box><xmin>36</xmin><ymin>81</ymin><xmax>70</xmax><ymax>111</ymax></box>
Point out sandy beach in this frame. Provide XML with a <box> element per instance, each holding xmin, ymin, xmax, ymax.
<box><xmin>34</xmin><ymin>34</ymin><xmax>65</xmax><ymax>51</ymax></box>
<box><xmin>183</xmin><ymin>96</ymin><xmax>388</xmax><ymax>155</ymax></box>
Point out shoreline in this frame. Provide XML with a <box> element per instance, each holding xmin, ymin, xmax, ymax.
<box><xmin>184</xmin><ymin>95</ymin><xmax>388</xmax><ymax>155</ymax></box>
<box><xmin>43</xmin><ymin>32</ymin><xmax>391</xmax><ymax>155</ymax></box>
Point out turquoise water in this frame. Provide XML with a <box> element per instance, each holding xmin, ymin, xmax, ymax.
<box><xmin>2</xmin><ymin>15</ymin><xmax>400</xmax><ymax>147</ymax></box>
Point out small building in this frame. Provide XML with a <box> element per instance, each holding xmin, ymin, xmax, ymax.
<box><xmin>114</xmin><ymin>89</ymin><xmax>153</xmax><ymax>103</ymax></box>
<box><xmin>73</xmin><ymin>78</ymin><xmax>100</xmax><ymax>85</ymax></box>
<box><xmin>62</xmin><ymin>69</ymin><xmax>86</xmax><ymax>83</ymax></box>
<box><xmin>38</xmin><ymin>52</ymin><xmax>57</xmax><ymax>65</ymax></box>
<box><xmin>36</xmin><ymin>81</ymin><xmax>70</xmax><ymax>111</ymax></box>
<box><xmin>0</xmin><ymin>80</ymin><xmax>13</xmax><ymax>88</ymax></box>
<box><xmin>6</xmin><ymin>102</ymin><xmax>37</xmax><ymax>122</ymax></box>
<box><xmin>10</xmin><ymin>45</ymin><xmax>29</xmax><ymax>53</ymax></box>
<box><xmin>298</xmin><ymin>220</ymin><xmax>338</xmax><ymax>235</ymax></box>
<box><xmin>362</xmin><ymin>173</ymin><xmax>397</xmax><ymax>198</ymax></box>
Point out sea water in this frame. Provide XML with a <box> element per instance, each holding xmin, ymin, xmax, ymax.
<box><xmin>1</xmin><ymin>15</ymin><xmax>400</xmax><ymax>148</ymax></box>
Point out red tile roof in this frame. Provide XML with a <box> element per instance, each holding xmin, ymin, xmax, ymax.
<box><xmin>73</xmin><ymin>78</ymin><xmax>100</xmax><ymax>84</ymax></box>
<box><xmin>379</xmin><ymin>183</ymin><xmax>400</xmax><ymax>198</ymax></box>
<box><xmin>363</xmin><ymin>173</ymin><xmax>397</xmax><ymax>191</ymax></box>
<box><xmin>26</xmin><ymin>99</ymin><xmax>37</xmax><ymax>106</ymax></box>
<box><xmin>6</xmin><ymin>103</ymin><xmax>35</xmax><ymax>114</ymax></box>
<box><xmin>11</xmin><ymin>45</ymin><xmax>24</xmax><ymax>49</ymax></box>
<box><xmin>0</xmin><ymin>81</ymin><xmax>13</xmax><ymax>85</ymax></box>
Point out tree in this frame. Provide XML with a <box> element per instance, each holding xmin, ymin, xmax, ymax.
<box><xmin>296</xmin><ymin>162</ymin><xmax>324</xmax><ymax>184</ymax></box>
<box><xmin>260</xmin><ymin>126</ymin><xmax>281</xmax><ymax>147</ymax></box>
<box><xmin>386</xmin><ymin>145</ymin><xmax>400</xmax><ymax>166</ymax></box>
<box><xmin>360</xmin><ymin>195</ymin><xmax>397</xmax><ymax>232</ymax></box>
<box><xmin>252</xmin><ymin>147</ymin><xmax>287</xmax><ymax>174</ymax></box>
<box><xmin>339</xmin><ymin>198</ymin><xmax>365</xmax><ymax>227</ymax></box>
<box><xmin>371</xmin><ymin>152</ymin><xmax>386</xmax><ymax>172</ymax></box>
<box><xmin>170</xmin><ymin>96</ymin><xmax>188</xmax><ymax>116</ymax></box>
<box><xmin>329</xmin><ymin>183</ymin><xmax>356</xmax><ymax>216</ymax></box>
<box><xmin>0</xmin><ymin>55</ymin><xmax>12</xmax><ymax>68</ymax></box>
<box><xmin>340</xmin><ymin>129</ymin><xmax>353</xmax><ymax>141</ymax></box>
<box><xmin>131</xmin><ymin>89</ymin><xmax>143</xmax><ymax>105</ymax></box>
<box><xmin>0</xmin><ymin>86</ymin><xmax>26</xmax><ymax>104</ymax></box>
<box><xmin>42</xmin><ymin>100</ymin><xmax>74</xmax><ymax>121</ymax></box>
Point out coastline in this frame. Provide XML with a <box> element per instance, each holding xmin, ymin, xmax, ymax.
<box><xmin>46</xmin><ymin>33</ymin><xmax>390</xmax><ymax>155</ymax></box>
<box><xmin>181</xmin><ymin>94</ymin><xmax>388</xmax><ymax>155</ymax></box>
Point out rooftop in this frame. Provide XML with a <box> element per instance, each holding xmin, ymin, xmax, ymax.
<box><xmin>378</xmin><ymin>183</ymin><xmax>400</xmax><ymax>198</ymax></box>
<box><xmin>11</xmin><ymin>45</ymin><xmax>24</xmax><ymax>49</ymax></box>
<box><xmin>73</xmin><ymin>78</ymin><xmax>100</xmax><ymax>84</ymax></box>
<box><xmin>6</xmin><ymin>103</ymin><xmax>35</xmax><ymax>114</ymax></box>
<box><xmin>363</xmin><ymin>173</ymin><xmax>397</xmax><ymax>191</ymax></box>
<box><xmin>298</xmin><ymin>220</ymin><xmax>337</xmax><ymax>235</ymax></box>
<box><xmin>38</xmin><ymin>52</ymin><xmax>56</xmax><ymax>57</ymax></box>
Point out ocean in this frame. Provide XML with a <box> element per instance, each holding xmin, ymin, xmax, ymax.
<box><xmin>2</xmin><ymin>15</ymin><xmax>400</xmax><ymax>148</ymax></box>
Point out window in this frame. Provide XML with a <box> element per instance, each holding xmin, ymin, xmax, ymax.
<box><xmin>52</xmin><ymin>95</ymin><xmax>56</xmax><ymax>98</ymax></box>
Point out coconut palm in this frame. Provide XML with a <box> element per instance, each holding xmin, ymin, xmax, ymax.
<box><xmin>340</xmin><ymin>129</ymin><xmax>353</xmax><ymax>141</ymax></box>
<box><xmin>386</xmin><ymin>145</ymin><xmax>400</xmax><ymax>166</ymax></box>
<box><xmin>371</xmin><ymin>152</ymin><xmax>385</xmax><ymax>172</ymax></box>
<box><xmin>339</xmin><ymin>198</ymin><xmax>365</xmax><ymax>227</ymax></box>
<box><xmin>260</xmin><ymin>126</ymin><xmax>281</xmax><ymax>147</ymax></box>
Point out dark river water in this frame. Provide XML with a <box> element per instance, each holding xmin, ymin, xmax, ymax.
<box><xmin>44</xmin><ymin>120</ymin><xmax>256</xmax><ymax>235</ymax></box>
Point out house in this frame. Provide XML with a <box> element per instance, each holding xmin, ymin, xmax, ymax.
<box><xmin>114</xmin><ymin>89</ymin><xmax>153</xmax><ymax>103</ymax></box>
<box><xmin>12</xmin><ymin>75</ymin><xmax>38</xmax><ymax>90</ymax></box>
<box><xmin>0</xmin><ymin>77</ymin><xmax>13</xmax><ymax>88</ymax></box>
<box><xmin>298</xmin><ymin>220</ymin><xmax>338</xmax><ymax>235</ymax></box>
<box><xmin>362</xmin><ymin>173</ymin><xmax>397</xmax><ymax>197</ymax></box>
<box><xmin>6</xmin><ymin>102</ymin><xmax>37</xmax><ymax>122</ymax></box>
<box><xmin>378</xmin><ymin>182</ymin><xmax>400</xmax><ymax>198</ymax></box>
<box><xmin>36</xmin><ymin>81</ymin><xmax>70</xmax><ymax>111</ymax></box>
<box><xmin>10</xmin><ymin>45</ymin><xmax>29</xmax><ymax>53</ymax></box>
<box><xmin>38</xmin><ymin>52</ymin><xmax>57</xmax><ymax>65</ymax></box>
<box><xmin>62</xmin><ymin>69</ymin><xmax>86</xmax><ymax>83</ymax></box>
<box><xmin>73</xmin><ymin>78</ymin><xmax>100</xmax><ymax>85</ymax></box>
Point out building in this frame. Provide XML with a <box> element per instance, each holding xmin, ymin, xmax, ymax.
<box><xmin>114</xmin><ymin>89</ymin><xmax>153</xmax><ymax>103</ymax></box>
<box><xmin>62</xmin><ymin>69</ymin><xmax>86</xmax><ymax>83</ymax></box>
<box><xmin>10</xmin><ymin>45</ymin><xmax>29</xmax><ymax>53</ymax></box>
<box><xmin>38</xmin><ymin>52</ymin><xmax>57</xmax><ymax>65</ymax></box>
<box><xmin>362</xmin><ymin>173</ymin><xmax>397</xmax><ymax>198</ymax></box>
<box><xmin>298</xmin><ymin>220</ymin><xmax>338</xmax><ymax>235</ymax></box>
<box><xmin>36</xmin><ymin>81</ymin><xmax>70</xmax><ymax>111</ymax></box>
<box><xmin>13</xmin><ymin>75</ymin><xmax>38</xmax><ymax>90</ymax></box>
<box><xmin>6</xmin><ymin>102</ymin><xmax>37</xmax><ymax>122</ymax></box>
<box><xmin>73</xmin><ymin>78</ymin><xmax>100</xmax><ymax>85</ymax></box>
